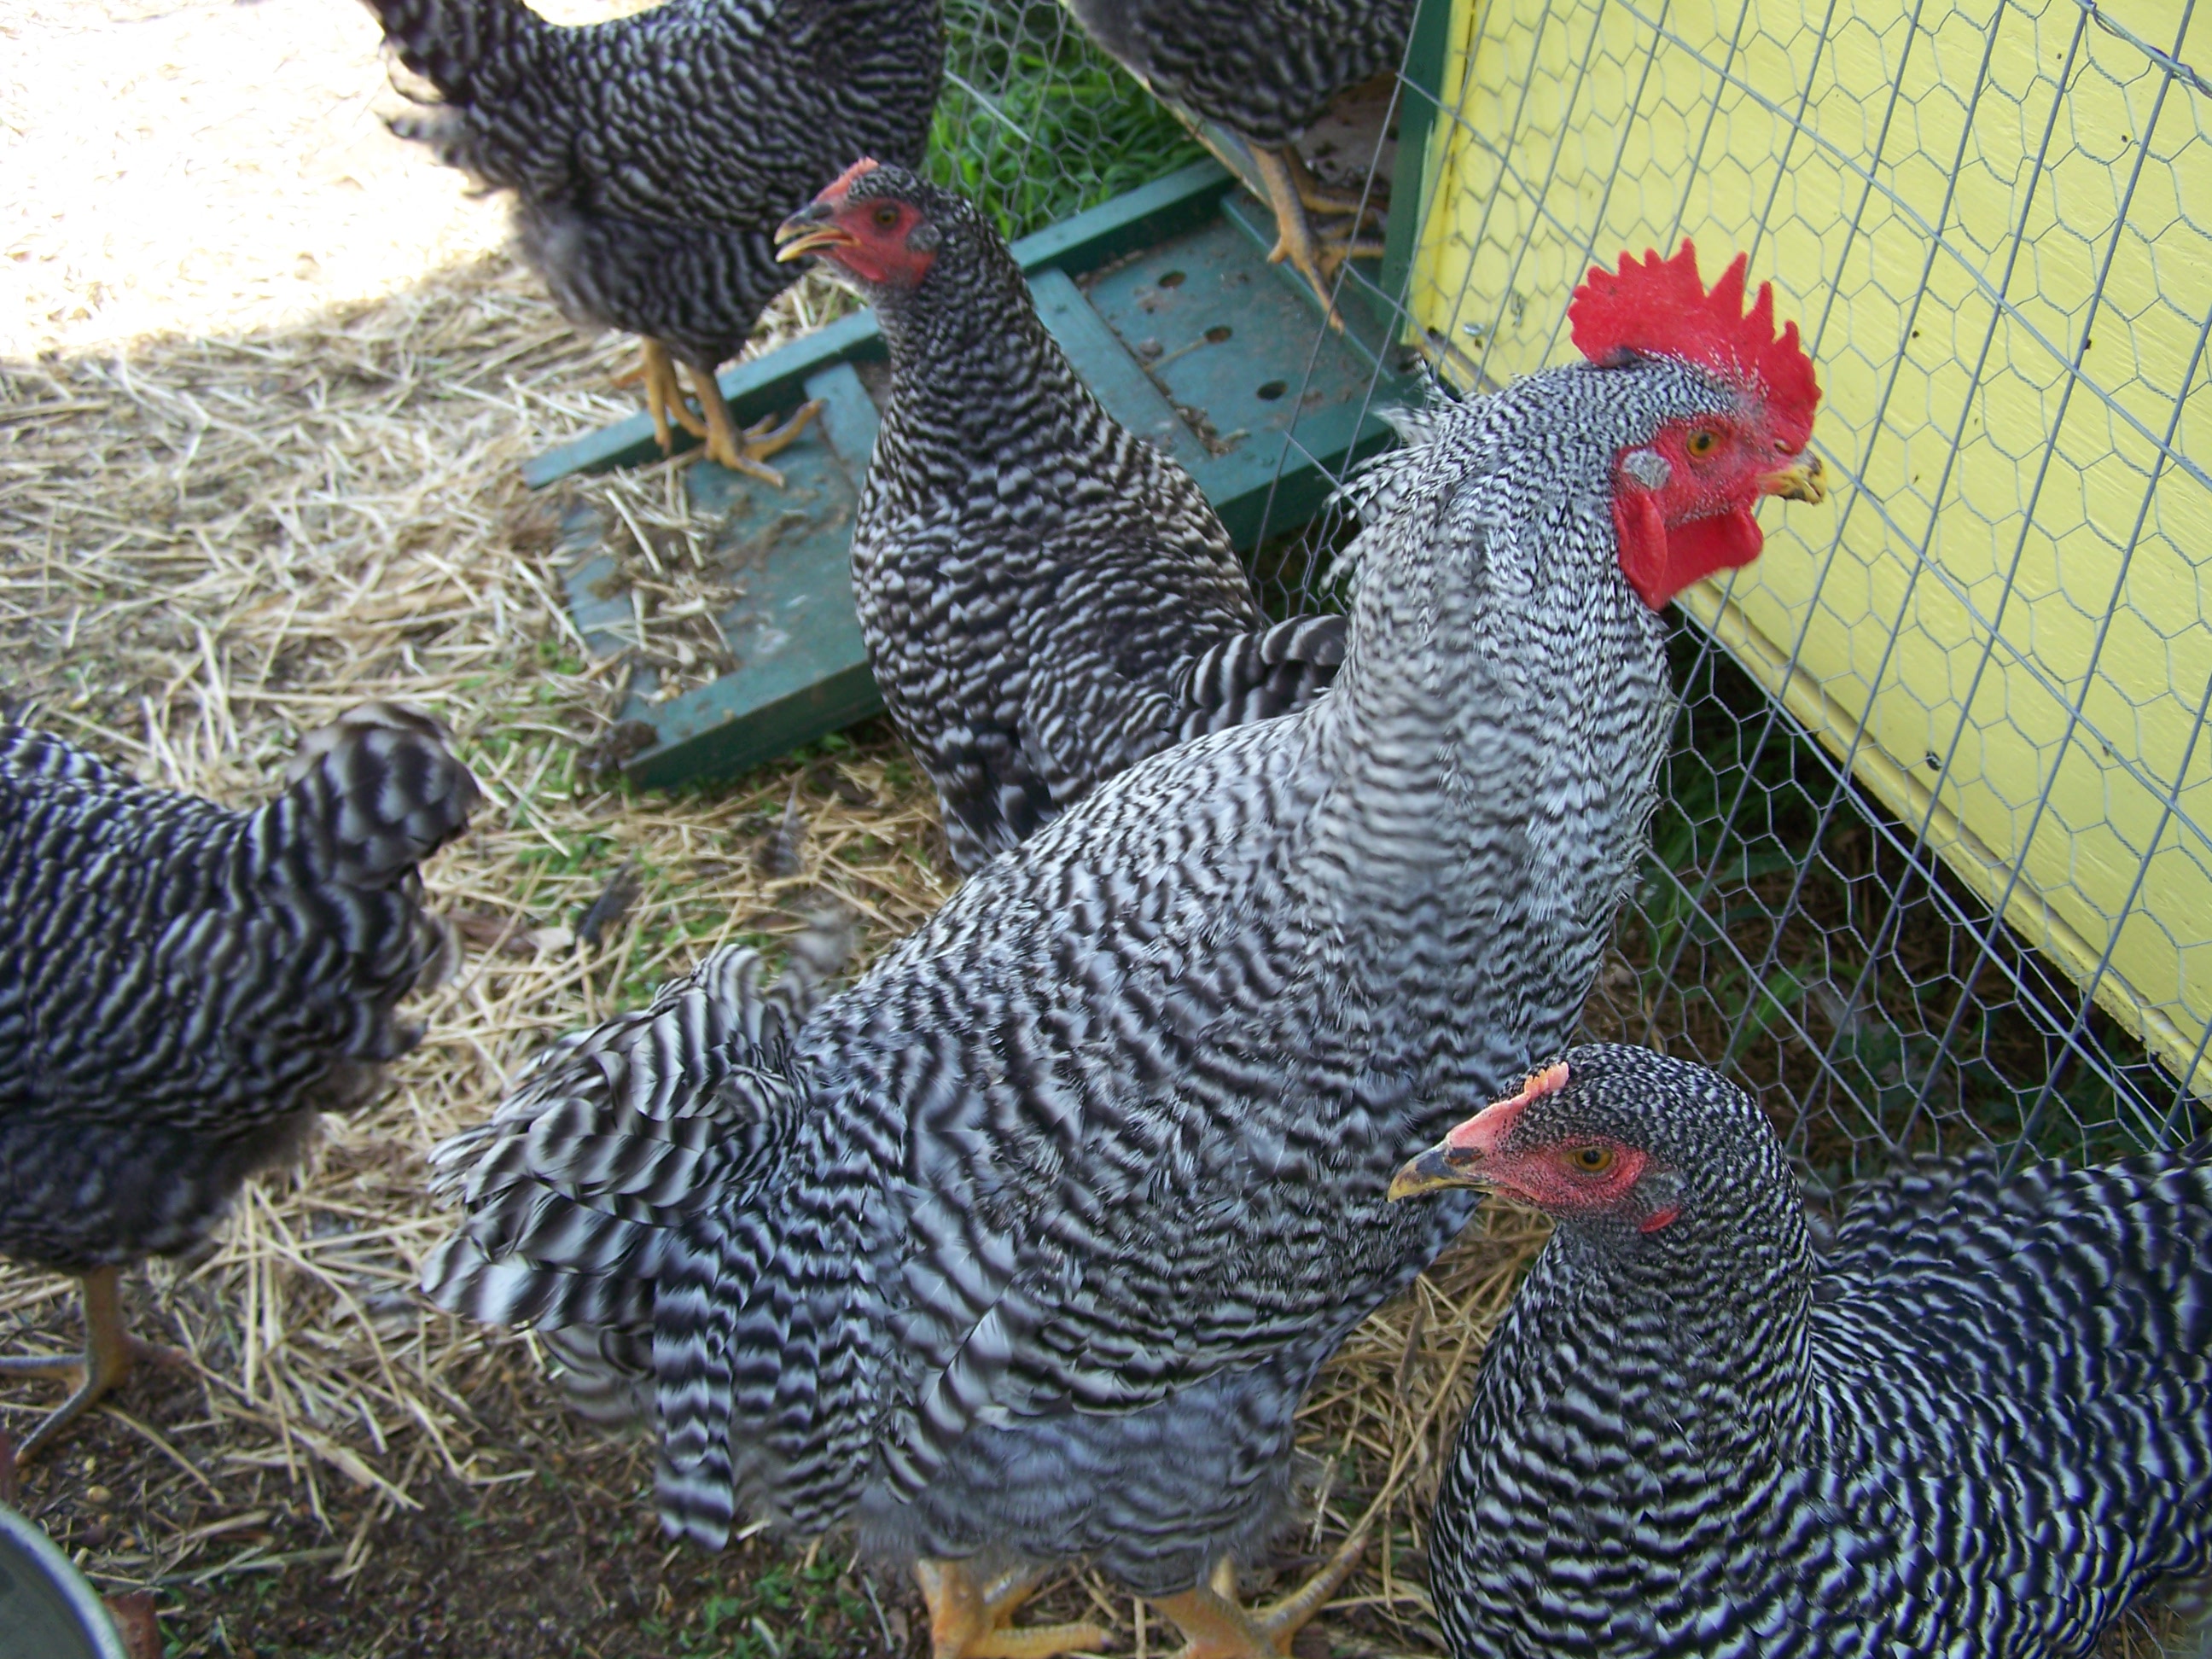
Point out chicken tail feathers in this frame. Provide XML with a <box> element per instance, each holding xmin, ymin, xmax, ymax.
<box><xmin>271</xmin><ymin>701</ymin><xmax>480</xmax><ymax>891</ymax></box>
<box><xmin>1175</xmin><ymin>613</ymin><xmax>1348</xmax><ymax>740</ymax></box>
<box><xmin>422</xmin><ymin>918</ymin><xmax>854</xmax><ymax>1505</ymax></box>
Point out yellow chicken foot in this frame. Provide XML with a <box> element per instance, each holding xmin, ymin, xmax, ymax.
<box><xmin>0</xmin><ymin>1266</ymin><xmax>191</xmax><ymax>1469</ymax></box>
<box><xmin>914</xmin><ymin>1557</ymin><xmax>1109</xmax><ymax>1659</ymax></box>
<box><xmin>1250</xmin><ymin>148</ymin><xmax>1387</xmax><ymax>331</ymax></box>
<box><xmin>1280</xmin><ymin>147</ymin><xmax>1386</xmax><ymax>229</ymax></box>
<box><xmin>635</xmin><ymin>338</ymin><xmax>713</xmax><ymax>453</ymax></box>
<box><xmin>690</xmin><ymin>368</ymin><xmax>824</xmax><ymax>486</ymax></box>
<box><xmin>1154</xmin><ymin>1529</ymin><xmax>1369</xmax><ymax>1658</ymax></box>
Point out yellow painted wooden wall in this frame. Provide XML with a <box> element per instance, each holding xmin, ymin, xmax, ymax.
<box><xmin>1406</xmin><ymin>0</ymin><xmax>2211</xmax><ymax>1092</ymax></box>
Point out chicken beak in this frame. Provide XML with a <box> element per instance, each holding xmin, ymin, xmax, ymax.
<box><xmin>1758</xmin><ymin>452</ymin><xmax>1826</xmax><ymax>504</ymax></box>
<box><xmin>1388</xmin><ymin>1142</ymin><xmax>1486</xmax><ymax>1201</ymax></box>
<box><xmin>774</xmin><ymin>208</ymin><xmax>856</xmax><ymax>264</ymax></box>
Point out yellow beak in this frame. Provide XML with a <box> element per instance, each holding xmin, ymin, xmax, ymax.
<box><xmin>773</xmin><ymin>215</ymin><xmax>855</xmax><ymax>265</ymax></box>
<box><xmin>1759</xmin><ymin>452</ymin><xmax>1826</xmax><ymax>504</ymax></box>
<box><xmin>1388</xmin><ymin>1143</ymin><xmax>1486</xmax><ymax>1202</ymax></box>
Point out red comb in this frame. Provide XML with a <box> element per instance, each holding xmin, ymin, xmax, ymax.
<box><xmin>818</xmin><ymin>156</ymin><xmax>882</xmax><ymax>203</ymax></box>
<box><xmin>1569</xmin><ymin>242</ymin><xmax>1819</xmax><ymax>440</ymax></box>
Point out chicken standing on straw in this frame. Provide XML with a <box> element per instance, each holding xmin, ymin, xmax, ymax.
<box><xmin>360</xmin><ymin>0</ymin><xmax>943</xmax><ymax>480</ymax></box>
<box><xmin>0</xmin><ymin>706</ymin><xmax>477</xmax><ymax>1469</ymax></box>
<box><xmin>1062</xmin><ymin>0</ymin><xmax>1409</xmax><ymax>322</ymax></box>
<box><xmin>424</xmin><ymin>244</ymin><xmax>1823</xmax><ymax>1657</ymax></box>
<box><xmin>1392</xmin><ymin>1045</ymin><xmax>2212</xmax><ymax>1658</ymax></box>
<box><xmin>776</xmin><ymin>161</ymin><xmax>1346</xmax><ymax>872</ymax></box>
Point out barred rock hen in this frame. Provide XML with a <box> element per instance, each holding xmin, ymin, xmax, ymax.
<box><xmin>1393</xmin><ymin>1045</ymin><xmax>2212</xmax><ymax>1659</ymax></box>
<box><xmin>362</xmin><ymin>0</ymin><xmax>942</xmax><ymax>480</ymax></box>
<box><xmin>423</xmin><ymin>243</ymin><xmax>1824</xmax><ymax>1659</ymax></box>
<box><xmin>776</xmin><ymin>161</ymin><xmax>1345</xmax><ymax>871</ymax></box>
<box><xmin>0</xmin><ymin>707</ymin><xmax>477</xmax><ymax>1468</ymax></box>
<box><xmin>1062</xmin><ymin>0</ymin><xmax>1410</xmax><ymax>318</ymax></box>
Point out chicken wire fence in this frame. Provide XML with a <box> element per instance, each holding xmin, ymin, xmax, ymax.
<box><xmin>927</xmin><ymin>0</ymin><xmax>1206</xmax><ymax>240</ymax></box>
<box><xmin>950</xmin><ymin>0</ymin><xmax>2208</xmax><ymax>1185</ymax></box>
<box><xmin>1307</xmin><ymin>0</ymin><xmax>2210</xmax><ymax>1186</ymax></box>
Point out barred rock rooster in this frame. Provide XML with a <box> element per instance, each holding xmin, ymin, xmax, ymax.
<box><xmin>361</xmin><ymin>0</ymin><xmax>942</xmax><ymax>480</ymax></box>
<box><xmin>776</xmin><ymin>160</ymin><xmax>1345</xmax><ymax>871</ymax></box>
<box><xmin>0</xmin><ymin>707</ymin><xmax>477</xmax><ymax>1468</ymax></box>
<box><xmin>1062</xmin><ymin>0</ymin><xmax>1410</xmax><ymax>320</ymax></box>
<box><xmin>423</xmin><ymin>243</ymin><xmax>1823</xmax><ymax>1659</ymax></box>
<box><xmin>1393</xmin><ymin>1045</ymin><xmax>2212</xmax><ymax>1659</ymax></box>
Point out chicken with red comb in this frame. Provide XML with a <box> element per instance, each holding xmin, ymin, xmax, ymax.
<box><xmin>1567</xmin><ymin>240</ymin><xmax>1825</xmax><ymax>607</ymax></box>
<box><xmin>422</xmin><ymin>246</ymin><xmax>1823</xmax><ymax>1659</ymax></box>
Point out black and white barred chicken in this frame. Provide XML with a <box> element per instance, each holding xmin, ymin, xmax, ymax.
<box><xmin>775</xmin><ymin>160</ymin><xmax>1344</xmax><ymax>871</ymax></box>
<box><xmin>0</xmin><ymin>706</ymin><xmax>477</xmax><ymax>1468</ymax></box>
<box><xmin>1393</xmin><ymin>1044</ymin><xmax>2212</xmax><ymax>1658</ymax></box>
<box><xmin>361</xmin><ymin>0</ymin><xmax>942</xmax><ymax>480</ymax></box>
<box><xmin>423</xmin><ymin>244</ymin><xmax>1823</xmax><ymax>1658</ymax></box>
<box><xmin>1062</xmin><ymin>0</ymin><xmax>1410</xmax><ymax>318</ymax></box>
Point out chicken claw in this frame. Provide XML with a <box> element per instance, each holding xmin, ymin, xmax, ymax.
<box><xmin>1</xmin><ymin>1266</ymin><xmax>191</xmax><ymax>1469</ymax></box>
<box><xmin>914</xmin><ymin>1558</ymin><xmax>1109</xmax><ymax>1659</ymax></box>
<box><xmin>1250</xmin><ymin>148</ymin><xmax>1385</xmax><ymax>332</ymax></box>
<box><xmin>1153</xmin><ymin>1528</ymin><xmax>1368</xmax><ymax>1658</ymax></box>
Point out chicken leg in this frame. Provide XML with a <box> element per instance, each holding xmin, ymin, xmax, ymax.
<box><xmin>914</xmin><ymin>1558</ymin><xmax>1109</xmax><ymax>1659</ymax></box>
<box><xmin>1154</xmin><ymin>1529</ymin><xmax>1367</xmax><ymax>1658</ymax></box>
<box><xmin>1249</xmin><ymin>148</ymin><xmax>1386</xmax><ymax>332</ymax></box>
<box><xmin>0</xmin><ymin>1266</ymin><xmax>190</xmax><ymax>1469</ymax></box>
<box><xmin>636</xmin><ymin>339</ymin><xmax>824</xmax><ymax>486</ymax></box>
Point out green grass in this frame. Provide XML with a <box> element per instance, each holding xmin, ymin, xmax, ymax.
<box><xmin>927</xmin><ymin>0</ymin><xmax>1207</xmax><ymax>242</ymax></box>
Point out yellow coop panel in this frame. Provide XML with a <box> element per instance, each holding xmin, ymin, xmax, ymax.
<box><xmin>1407</xmin><ymin>0</ymin><xmax>2211</xmax><ymax>1089</ymax></box>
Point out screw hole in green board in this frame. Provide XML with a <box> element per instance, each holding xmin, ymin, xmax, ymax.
<box><xmin>1157</xmin><ymin>270</ymin><xmax>1186</xmax><ymax>288</ymax></box>
<box><xmin>1204</xmin><ymin>324</ymin><xmax>1232</xmax><ymax>343</ymax></box>
<box><xmin>1256</xmin><ymin>380</ymin><xmax>1287</xmax><ymax>401</ymax></box>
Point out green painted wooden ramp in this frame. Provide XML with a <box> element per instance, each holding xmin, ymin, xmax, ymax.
<box><xmin>533</xmin><ymin>159</ymin><xmax>1417</xmax><ymax>789</ymax></box>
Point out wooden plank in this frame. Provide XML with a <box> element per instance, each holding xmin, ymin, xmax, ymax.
<box><xmin>525</xmin><ymin>159</ymin><xmax>1237</xmax><ymax>486</ymax></box>
<box><xmin>555</xmin><ymin>167</ymin><xmax>1420</xmax><ymax>790</ymax></box>
<box><xmin>594</xmin><ymin>359</ymin><xmax>888</xmax><ymax>788</ymax></box>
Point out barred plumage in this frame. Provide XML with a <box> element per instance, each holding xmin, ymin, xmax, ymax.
<box><xmin>1061</xmin><ymin>0</ymin><xmax>1412</xmax><ymax>317</ymax></box>
<box><xmin>0</xmin><ymin>704</ymin><xmax>477</xmax><ymax>1463</ymax></box>
<box><xmin>1064</xmin><ymin>0</ymin><xmax>1412</xmax><ymax>150</ymax></box>
<box><xmin>779</xmin><ymin>165</ymin><xmax>1344</xmax><ymax>871</ymax></box>
<box><xmin>363</xmin><ymin>0</ymin><xmax>942</xmax><ymax>472</ymax></box>
<box><xmin>424</xmin><ymin>249</ymin><xmax>1823</xmax><ymax>1654</ymax></box>
<box><xmin>1405</xmin><ymin>1045</ymin><xmax>2212</xmax><ymax>1659</ymax></box>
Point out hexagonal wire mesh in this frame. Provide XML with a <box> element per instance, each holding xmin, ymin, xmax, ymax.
<box><xmin>927</xmin><ymin>0</ymin><xmax>1207</xmax><ymax>241</ymax></box>
<box><xmin>1108</xmin><ymin>0</ymin><xmax>2209</xmax><ymax>1187</ymax></box>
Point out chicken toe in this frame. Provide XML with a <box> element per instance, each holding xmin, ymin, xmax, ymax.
<box><xmin>3</xmin><ymin>1266</ymin><xmax>191</xmax><ymax>1469</ymax></box>
<box><xmin>1154</xmin><ymin>1531</ymin><xmax>1367</xmax><ymax>1658</ymax></box>
<box><xmin>1250</xmin><ymin>148</ymin><xmax>1385</xmax><ymax>331</ymax></box>
<box><xmin>689</xmin><ymin>365</ymin><xmax>824</xmax><ymax>486</ymax></box>
<box><xmin>914</xmin><ymin>1558</ymin><xmax>1109</xmax><ymax>1659</ymax></box>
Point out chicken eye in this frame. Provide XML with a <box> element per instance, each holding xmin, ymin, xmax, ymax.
<box><xmin>1568</xmin><ymin>1145</ymin><xmax>1615</xmax><ymax>1174</ymax></box>
<box><xmin>872</xmin><ymin>203</ymin><xmax>902</xmax><ymax>230</ymax></box>
<box><xmin>1686</xmin><ymin>429</ymin><xmax>1720</xmax><ymax>458</ymax></box>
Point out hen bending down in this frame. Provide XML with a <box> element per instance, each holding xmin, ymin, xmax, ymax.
<box><xmin>1395</xmin><ymin>1045</ymin><xmax>2212</xmax><ymax>1658</ymax></box>
<box><xmin>777</xmin><ymin>162</ymin><xmax>1345</xmax><ymax>871</ymax></box>
<box><xmin>1062</xmin><ymin>0</ymin><xmax>1410</xmax><ymax>322</ymax></box>
<box><xmin>0</xmin><ymin>706</ymin><xmax>478</xmax><ymax>1468</ymax></box>
<box><xmin>423</xmin><ymin>245</ymin><xmax>1823</xmax><ymax>1658</ymax></box>
<box><xmin>362</xmin><ymin>0</ymin><xmax>943</xmax><ymax>480</ymax></box>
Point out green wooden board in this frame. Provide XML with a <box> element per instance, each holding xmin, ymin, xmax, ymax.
<box><xmin>542</xmin><ymin>158</ymin><xmax>1418</xmax><ymax>789</ymax></box>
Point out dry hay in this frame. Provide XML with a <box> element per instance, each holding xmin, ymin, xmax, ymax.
<box><xmin>0</xmin><ymin>229</ymin><xmax>1542</xmax><ymax>1651</ymax></box>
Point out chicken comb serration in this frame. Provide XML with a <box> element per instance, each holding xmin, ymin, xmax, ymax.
<box><xmin>1569</xmin><ymin>242</ymin><xmax>1819</xmax><ymax>437</ymax></box>
<box><xmin>819</xmin><ymin>156</ymin><xmax>883</xmax><ymax>203</ymax></box>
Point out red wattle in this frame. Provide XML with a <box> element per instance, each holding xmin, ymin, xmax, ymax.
<box><xmin>1613</xmin><ymin>494</ymin><xmax>1766</xmax><ymax>610</ymax></box>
